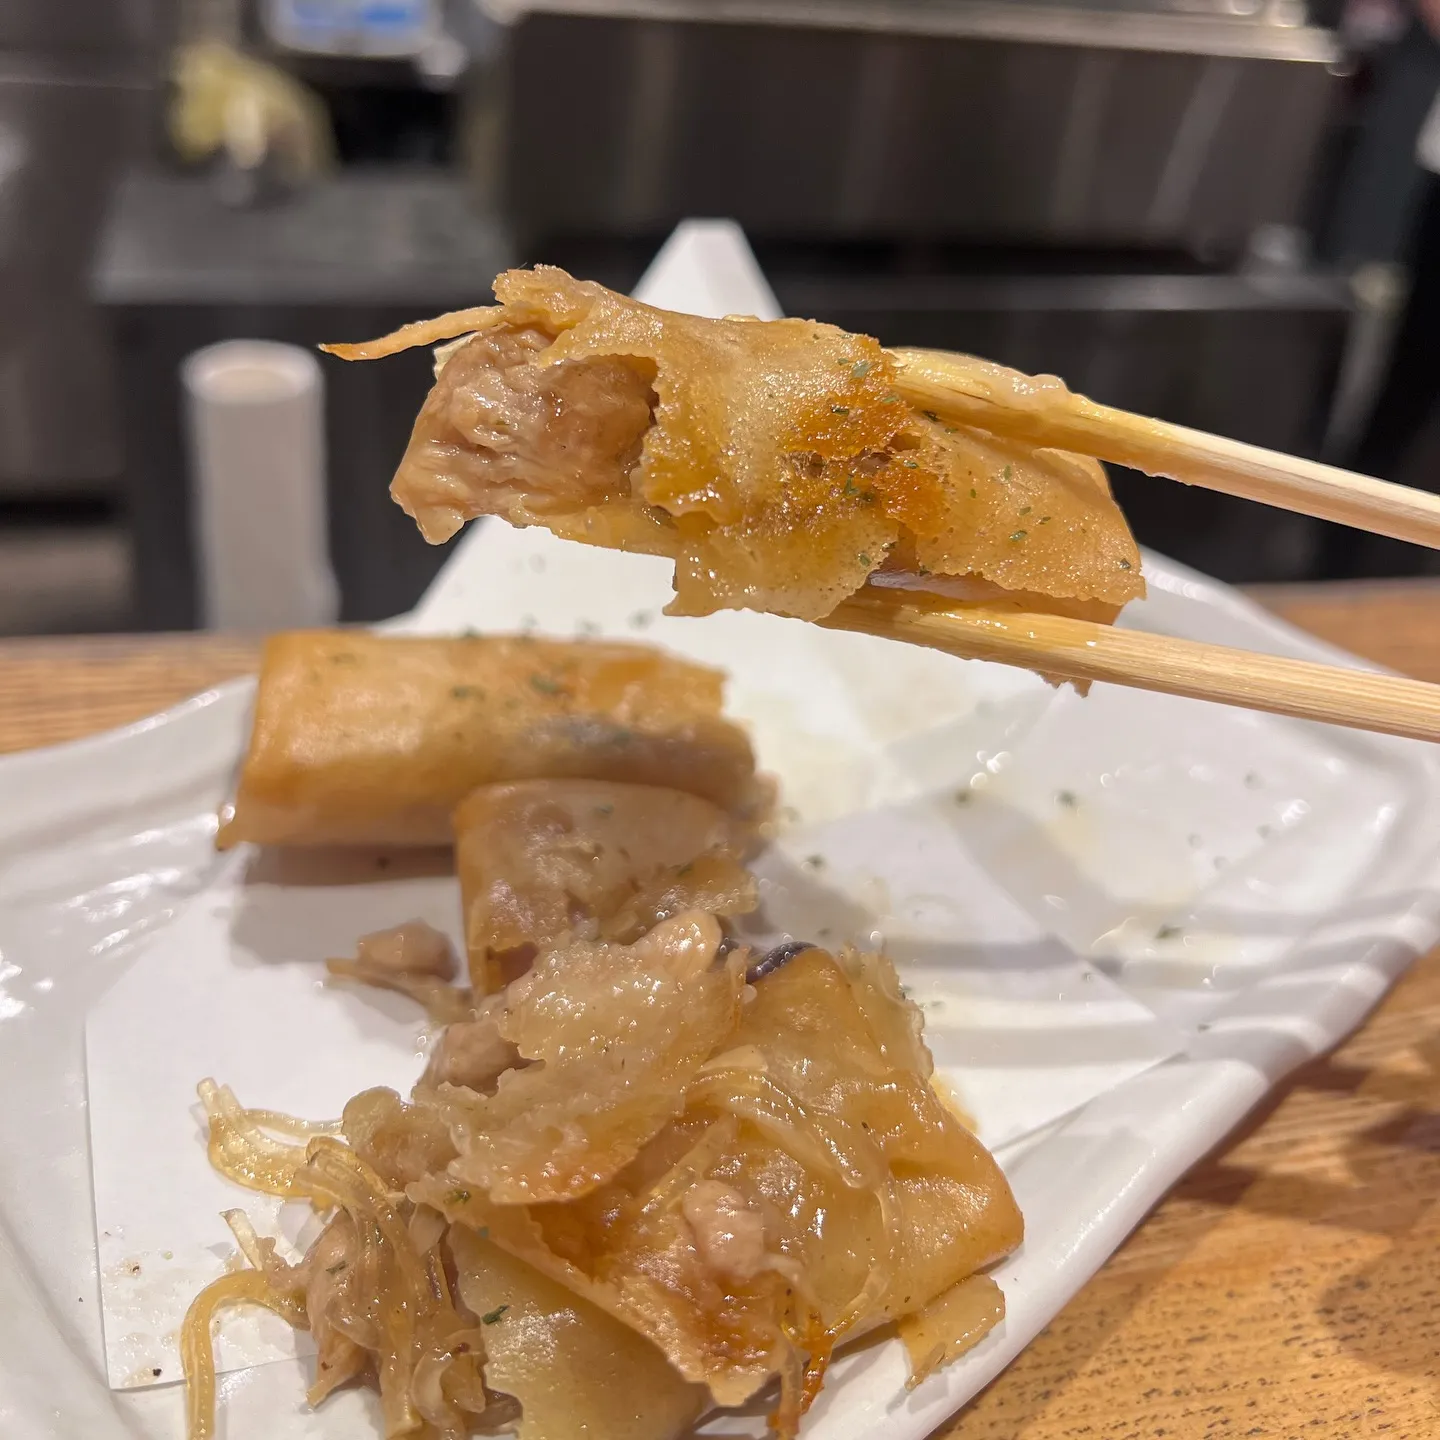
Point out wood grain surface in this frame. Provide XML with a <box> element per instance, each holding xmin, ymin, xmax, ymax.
<box><xmin>3</xmin><ymin>581</ymin><xmax>1440</xmax><ymax>1439</ymax></box>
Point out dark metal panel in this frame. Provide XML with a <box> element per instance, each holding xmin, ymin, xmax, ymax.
<box><xmin>663</xmin><ymin>24</ymin><xmax>861</xmax><ymax>230</ymax></box>
<box><xmin>505</xmin><ymin>16</ymin><xmax>640</xmax><ymax>232</ymax></box>
<box><xmin>491</xmin><ymin>0</ymin><xmax>1337</xmax><ymax>60</ymax></box>
<box><xmin>0</xmin><ymin>0</ymin><xmax>168</xmax><ymax>55</ymax></box>
<box><xmin>502</xmin><ymin>13</ymin><xmax>1343</xmax><ymax>250</ymax></box>
<box><xmin>868</xmin><ymin>37</ymin><xmax>1081</xmax><ymax>236</ymax></box>
<box><xmin>1180</xmin><ymin>53</ymin><xmax>1336</xmax><ymax>253</ymax></box>
<box><xmin>94</xmin><ymin>170</ymin><xmax>514</xmax><ymax>305</ymax></box>
<box><xmin>0</xmin><ymin>67</ymin><xmax>153</xmax><ymax>487</ymax></box>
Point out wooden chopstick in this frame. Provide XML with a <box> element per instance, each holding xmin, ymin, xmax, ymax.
<box><xmin>825</xmin><ymin>589</ymin><xmax>1440</xmax><ymax>744</ymax></box>
<box><xmin>891</xmin><ymin>348</ymin><xmax>1440</xmax><ymax>552</ymax></box>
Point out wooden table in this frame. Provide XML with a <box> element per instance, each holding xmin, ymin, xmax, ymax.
<box><xmin>4</xmin><ymin>582</ymin><xmax>1440</xmax><ymax>1439</ymax></box>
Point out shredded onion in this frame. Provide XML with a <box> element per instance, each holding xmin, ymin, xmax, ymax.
<box><xmin>198</xmin><ymin>1080</ymin><xmax>312</xmax><ymax>1197</ymax></box>
<box><xmin>686</xmin><ymin>1071</ymin><xmax>869</xmax><ymax>1188</ymax></box>
<box><xmin>180</xmin><ymin>1270</ymin><xmax>308</xmax><ymax>1440</ymax></box>
<box><xmin>184</xmin><ymin>1089</ymin><xmax>510</xmax><ymax>1440</ymax></box>
<box><xmin>181</xmin><ymin>926</ymin><xmax>1021</xmax><ymax>1440</ymax></box>
<box><xmin>235</xmin><ymin>1107</ymin><xmax>342</xmax><ymax>1139</ymax></box>
<box><xmin>220</xmin><ymin>1208</ymin><xmax>302</xmax><ymax>1294</ymax></box>
<box><xmin>634</xmin><ymin>1117</ymin><xmax>741</xmax><ymax>1220</ymax></box>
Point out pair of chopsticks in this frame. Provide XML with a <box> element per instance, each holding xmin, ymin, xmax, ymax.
<box><xmin>824</xmin><ymin>348</ymin><xmax>1440</xmax><ymax>745</ymax></box>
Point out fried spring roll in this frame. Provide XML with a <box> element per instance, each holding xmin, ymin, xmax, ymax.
<box><xmin>453</xmin><ymin>778</ymin><xmax>758</xmax><ymax>992</ymax></box>
<box><xmin>413</xmin><ymin>939</ymin><xmax>1024</xmax><ymax>1434</ymax></box>
<box><xmin>218</xmin><ymin>630</ymin><xmax>770</xmax><ymax>848</ymax></box>
<box><xmin>325</xmin><ymin>267</ymin><xmax>1144</xmax><ymax>624</ymax></box>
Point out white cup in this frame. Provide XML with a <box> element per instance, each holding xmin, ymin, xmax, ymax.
<box><xmin>182</xmin><ymin>340</ymin><xmax>339</xmax><ymax>631</ymax></box>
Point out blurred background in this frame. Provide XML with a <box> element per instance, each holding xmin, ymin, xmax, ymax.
<box><xmin>3</xmin><ymin>0</ymin><xmax>1440</xmax><ymax>633</ymax></box>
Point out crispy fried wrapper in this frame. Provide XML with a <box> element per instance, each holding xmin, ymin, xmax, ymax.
<box><xmin>217</xmin><ymin>630</ymin><xmax>772</xmax><ymax>848</ymax></box>
<box><xmin>193</xmin><ymin>937</ymin><xmax>1022</xmax><ymax>1440</ymax></box>
<box><xmin>453</xmin><ymin>777</ymin><xmax>759</xmax><ymax>992</ymax></box>
<box><xmin>408</xmin><ymin>939</ymin><xmax>1023</xmax><ymax>1435</ymax></box>
<box><xmin>325</xmin><ymin>266</ymin><xmax>1143</xmax><ymax>622</ymax></box>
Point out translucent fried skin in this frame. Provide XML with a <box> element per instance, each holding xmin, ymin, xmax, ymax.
<box><xmin>329</xmin><ymin>266</ymin><xmax>1144</xmax><ymax>623</ymax></box>
<box><xmin>449</xmin><ymin>1227</ymin><xmax>707</xmax><ymax>1440</ymax></box>
<box><xmin>189</xmin><ymin>944</ymin><xmax>1022</xmax><ymax>1440</ymax></box>
<box><xmin>413</xmin><ymin>946</ymin><xmax>1024</xmax><ymax>1431</ymax></box>
<box><xmin>218</xmin><ymin>629</ymin><xmax>769</xmax><ymax>848</ymax></box>
<box><xmin>453</xmin><ymin>778</ymin><xmax>759</xmax><ymax>992</ymax></box>
<box><xmin>433</xmin><ymin>914</ymin><xmax>749</xmax><ymax>1206</ymax></box>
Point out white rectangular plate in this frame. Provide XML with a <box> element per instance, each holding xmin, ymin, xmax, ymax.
<box><xmin>6</xmin><ymin>227</ymin><xmax>1440</xmax><ymax>1436</ymax></box>
<box><xmin>81</xmin><ymin>522</ymin><xmax>1182</xmax><ymax>1391</ymax></box>
<box><xmin>3</xmin><ymin>526</ymin><xmax>1440</xmax><ymax>1440</ymax></box>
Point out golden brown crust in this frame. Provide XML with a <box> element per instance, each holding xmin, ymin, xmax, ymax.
<box><xmin>413</xmin><ymin>947</ymin><xmax>1023</xmax><ymax>1427</ymax></box>
<box><xmin>336</xmin><ymin>267</ymin><xmax>1144</xmax><ymax>622</ymax></box>
<box><xmin>217</xmin><ymin>629</ymin><xmax>768</xmax><ymax>848</ymax></box>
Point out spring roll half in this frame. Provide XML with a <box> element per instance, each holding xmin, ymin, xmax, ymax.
<box><xmin>411</xmin><ymin>925</ymin><xmax>1024</xmax><ymax>1436</ymax></box>
<box><xmin>191</xmin><ymin>928</ymin><xmax>1021</xmax><ymax>1438</ymax></box>
<box><xmin>218</xmin><ymin>629</ymin><xmax>771</xmax><ymax>848</ymax></box>
<box><xmin>453</xmin><ymin>778</ymin><xmax>759</xmax><ymax>992</ymax></box>
<box><xmin>325</xmin><ymin>266</ymin><xmax>1144</xmax><ymax>624</ymax></box>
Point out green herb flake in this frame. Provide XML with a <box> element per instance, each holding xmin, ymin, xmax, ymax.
<box><xmin>1056</xmin><ymin>790</ymin><xmax>1078</xmax><ymax>809</ymax></box>
<box><xmin>805</xmin><ymin>854</ymin><xmax>825</xmax><ymax>869</ymax></box>
<box><xmin>1156</xmin><ymin>924</ymin><xmax>1183</xmax><ymax>941</ymax></box>
<box><xmin>880</xmin><ymin>393</ymin><xmax>900</xmax><ymax>404</ymax></box>
<box><xmin>447</xmin><ymin>1188</ymin><xmax>472</xmax><ymax>1205</ymax></box>
<box><xmin>1039</xmin><ymin>515</ymin><xmax>1052</xmax><ymax>524</ymax></box>
<box><xmin>1001</xmin><ymin>465</ymin><xmax>1013</xmax><ymax>483</ymax></box>
<box><xmin>482</xmin><ymin>1306</ymin><xmax>510</xmax><ymax>1325</ymax></box>
<box><xmin>902</xmin><ymin>460</ymin><xmax>919</xmax><ymax>470</ymax></box>
<box><xmin>676</xmin><ymin>862</ymin><xmax>694</xmax><ymax>877</ymax></box>
<box><xmin>326</xmin><ymin>1261</ymin><xmax>348</xmax><ymax>1275</ymax></box>
<box><xmin>851</xmin><ymin>360</ymin><xmax>872</xmax><ymax>379</ymax></box>
<box><xmin>831</xmin><ymin>405</ymin><xmax>850</xmax><ymax>416</ymax></box>
<box><xmin>451</xmin><ymin>685</ymin><xmax>485</xmax><ymax>700</ymax></box>
<box><xmin>922</xmin><ymin>409</ymin><xmax>940</xmax><ymax>422</ymax></box>
<box><xmin>529</xmin><ymin>674</ymin><xmax>562</xmax><ymax>695</ymax></box>
<box><xmin>857</xmin><ymin>552</ymin><xmax>872</xmax><ymax>567</ymax></box>
<box><xmin>1009</xmin><ymin>529</ymin><xmax>1028</xmax><ymax>542</ymax></box>
<box><xmin>1118</xmin><ymin>558</ymin><xmax>1133</xmax><ymax>570</ymax></box>
<box><xmin>843</xmin><ymin>476</ymin><xmax>860</xmax><ymax>496</ymax></box>
<box><xmin>1018</xmin><ymin>505</ymin><xmax>1031</xmax><ymax>516</ymax></box>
